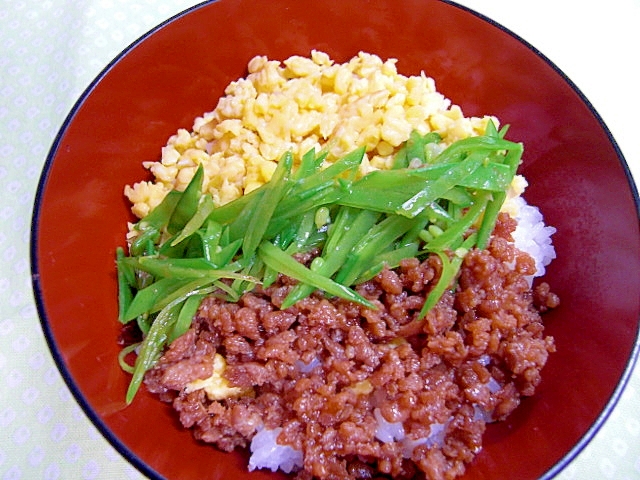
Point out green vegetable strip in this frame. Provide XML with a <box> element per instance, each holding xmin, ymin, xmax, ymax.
<box><xmin>206</xmin><ymin>187</ymin><xmax>259</xmax><ymax>225</ymax></box>
<box><xmin>129</xmin><ymin>228</ymin><xmax>162</xmax><ymax>257</ymax></box>
<box><xmin>170</xmin><ymin>194</ymin><xmax>216</xmax><ymax>247</ymax></box>
<box><xmin>485</xmin><ymin>118</ymin><xmax>500</xmax><ymax>137</ymax></box>
<box><xmin>282</xmin><ymin>208</ymin><xmax>380</xmax><ymax>308</ymax></box>
<box><xmin>399</xmin><ymin>214</ymin><xmax>431</xmax><ymax>248</ymax></box>
<box><xmin>126</xmin><ymin>299</ymin><xmax>182</xmax><ymax>404</ymax></box>
<box><xmin>123</xmin><ymin>277</ymin><xmax>191</xmax><ymax>322</ymax></box>
<box><xmin>168</xmin><ymin>293</ymin><xmax>206</xmax><ymax>343</ymax></box>
<box><xmin>396</xmin><ymin>152</ymin><xmax>484</xmax><ymax>218</ymax></box>
<box><xmin>139</xmin><ymin>190</ymin><xmax>182</xmax><ymax>229</ymax></box>
<box><xmin>476</xmin><ymin>191</ymin><xmax>505</xmax><ymax>250</ymax></box>
<box><xmin>125</xmin><ymin>281</ymin><xmax>220</xmax><ymax>404</ymax></box>
<box><xmin>167</xmin><ymin>164</ymin><xmax>204</xmax><ymax>234</ymax></box>
<box><xmin>126</xmin><ymin>257</ymin><xmax>238</xmax><ymax>279</ymax></box>
<box><xmin>200</xmin><ymin>219</ymin><xmax>223</xmax><ymax>262</ymax></box>
<box><xmin>476</xmin><ymin>142</ymin><xmax>522</xmax><ymax>249</ymax></box>
<box><xmin>356</xmin><ymin>243</ymin><xmax>420</xmax><ymax>283</ymax></box>
<box><xmin>116</xmin><ymin>247</ymin><xmax>134</xmax><ymax>323</ymax></box>
<box><xmin>293</xmin><ymin>148</ymin><xmax>328</xmax><ymax>181</ymax></box>
<box><xmin>226</xmin><ymin>189</ymin><xmax>267</xmax><ymax>243</ymax></box>
<box><xmin>136</xmin><ymin>314</ymin><xmax>152</xmax><ymax>336</ymax></box>
<box><xmin>209</xmin><ymin>238</ymin><xmax>243</xmax><ymax>268</ymax></box>
<box><xmin>292</xmin><ymin>146</ymin><xmax>364</xmax><ymax>192</ymax></box>
<box><xmin>266</xmin><ymin>181</ymin><xmax>348</xmax><ymax>235</ymax></box>
<box><xmin>405</xmin><ymin>130</ymin><xmax>428</xmax><ymax>165</ymax></box>
<box><xmin>285</xmin><ymin>210</ymin><xmax>318</xmax><ymax>254</ymax></box>
<box><xmin>118</xmin><ymin>342</ymin><xmax>139</xmax><ymax>374</ymax></box>
<box><xmin>418</xmin><ymin>252</ymin><xmax>456</xmax><ymax>318</ymax></box>
<box><xmin>424</xmin><ymin>191</ymin><xmax>490</xmax><ymax>252</ymax></box>
<box><xmin>243</xmin><ymin>151</ymin><xmax>293</xmax><ymax>258</ymax></box>
<box><xmin>334</xmin><ymin>214</ymin><xmax>415</xmax><ymax>286</ymax></box>
<box><xmin>418</xmin><ymin>233</ymin><xmax>477</xmax><ymax>319</ymax></box>
<box><xmin>337</xmin><ymin>159</ymin><xmax>510</xmax><ymax>215</ymax></box>
<box><xmin>430</xmin><ymin>134</ymin><xmax>514</xmax><ymax>165</ymax></box>
<box><xmin>440</xmin><ymin>186</ymin><xmax>473</xmax><ymax>207</ymax></box>
<box><xmin>259</xmin><ymin>241</ymin><xmax>375</xmax><ymax>309</ymax></box>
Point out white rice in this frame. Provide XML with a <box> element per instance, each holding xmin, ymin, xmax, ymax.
<box><xmin>399</xmin><ymin>421</ymin><xmax>449</xmax><ymax>458</ymax></box>
<box><xmin>248</xmin><ymin>427</ymin><xmax>304</xmax><ymax>474</ymax></box>
<box><xmin>374</xmin><ymin>408</ymin><xmax>406</xmax><ymax>443</ymax></box>
<box><xmin>511</xmin><ymin>196</ymin><xmax>557</xmax><ymax>281</ymax></box>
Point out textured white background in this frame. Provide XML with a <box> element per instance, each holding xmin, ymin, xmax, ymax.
<box><xmin>0</xmin><ymin>1</ymin><xmax>638</xmax><ymax>479</ymax></box>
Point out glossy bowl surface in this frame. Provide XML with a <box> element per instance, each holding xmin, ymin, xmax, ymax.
<box><xmin>31</xmin><ymin>1</ymin><xmax>640</xmax><ymax>479</ymax></box>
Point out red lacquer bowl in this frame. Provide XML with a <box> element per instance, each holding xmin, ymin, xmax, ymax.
<box><xmin>31</xmin><ymin>1</ymin><xmax>640</xmax><ymax>479</ymax></box>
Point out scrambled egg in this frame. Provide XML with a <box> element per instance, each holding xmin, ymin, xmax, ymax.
<box><xmin>501</xmin><ymin>174</ymin><xmax>528</xmax><ymax>217</ymax></box>
<box><xmin>125</xmin><ymin>50</ymin><xmax>497</xmax><ymax>219</ymax></box>
<box><xmin>185</xmin><ymin>353</ymin><xmax>253</xmax><ymax>401</ymax></box>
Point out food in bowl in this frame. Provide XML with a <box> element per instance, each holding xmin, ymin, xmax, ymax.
<box><xmin>116</xmin><ymin>51</ymin><xmax>558</xmax><ymax>480</ymax></box>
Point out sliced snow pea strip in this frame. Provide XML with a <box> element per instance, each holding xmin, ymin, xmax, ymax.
<box><xmin>200</xmin><ymin>219</ymin><xmax>223</xmax><ymax>262</ymax></box>
<box><xmin>129</xmin><ymin>227</ymin><xmax>161</xmax><ymax>257</ymax></box>
<box><xmin>206</xmin><ymin>187</ymin><xmax>260</xmax><ymax>225</ymax></box>
<box><xmin>396</xmin><ymin>153</ymin><xmax>484</xmax><ymax>218</ymax></box>
<box><xmin>292</xmin><ymin>146</ymin><xmax>364</xmax><ymax>193</ymax></box>
<box><xmin>334</xmin><ymin>214</ymin><xmax>416</xmax><ymax>286</ymax></box>
<box><xmin>405</xmin><ymin>131</ymin><xmax>441</xmax><ymax>165</ymax></box>
<box><xmin>118</xmin><ymin>342</ymin><xmax>139</xmax><ymax>374</ymax></box>
<box><xmin>418</xmin><ymin>233</ymin><xmax>477</xmax><ymax>319</ymax></box>
<box><xmin>356</xmin><ymin>243</ymin><xmax>420</xmax><ymax>284</ymax></box>
<box><xmin>393</xmin><ymin>132</ymin><xmax>442</xmax><ymax>169</ymax></box>
<box><xmin>399</xmin><ymin>214</ymin><xmax>431</xmax><ymax>248</ymax></box>
<box><xmin>135</xmin><ymin>189</ymin><xmax>182</xmax><ymax>231</ymax></box>
<box><xmin>476</xmin><ymin>192</ymin><xmax>505</xmax><ymax>250</ymax></box>
<box><xmin>129</xmin><ymin>257</ymin><xmax>243</xmax><ymax>279</ymax></box>
<box><xmin>266</xmin><ymin>180</ymin><xmax>347</xmax><ymax>235</ymax></box>
<box><xmin>263</xmin><ymin>218</ymin><xmax>302</xmax><ymax>288</ymax></box>
<box><xmin>430</xmin><ymin>134</ymin><xmax>517</xmax><ymax>165</ymax></box>
<box><xmin>123</xmin><ymin>277</ymin><xmax>195</xmax><ymax>322</ymax></box>
<box><xmin>392</xmin><ymin>144</ymin><xmax>408</xmax><ymax>169</ymax></box>
<box><xmin>209</xmin><ymin>238</ymin><xmax>243</xmax><ymax>267</ymax></box>
<box><xmin>336</xmin><ymin>160</ymin><xmax>508</xmax><ymax>215</ymax></box>
<box><xmin>476</xmin><ymin>142</ymin><xmax>523</xmax><ymax>249</ymax></box>
<box><xmin>293</xmin><ymin>148</ymin><xmax>327</xmax><ymax>181</ymax></box>
<box><xmin>168</xmin><ymin>293</ymin><xmax>206</xmax><ymax>343</ymax></box>
<box><xmin>168</xmin><ymin>164</ymin><xmax>204</xmax><ymax>234</ymax></box>
<box><xmin>485</xmin><ymin>118</ymin><xmax>500</xmax><ymax>137</ymax></box>
<box><xmin>225</xmin><ymin>189</ymin><xmax>266</xmax><ymax>243</ymax></box>
<box><xmin>171</xmin><ymin>194</ymin><xmax>216</xmax><ymax>247</ymax></box>
<box><xmin>282</xmin><ymin>208</ymin><xmax>380</xmax><ymax>308</ymax></box>
<box><xmin>284</xmin><ymin>210</ymin><xmax>318</xmax><ymax>254</ymax></box>
<box><xmin>405</xmin><ymin>130</ymin><xmax>428</xmax><ymax>165</ymax></box>
<box><xmin>424</xmin><ymin>191</ymin><xmax>490</xmax><ymax>252</ymax></box>
<box><xmin>116</xmin><ymin>247</ymin><xmax>134</xmax><ymax>323</ymax></box>
<box><xmin>243</xmin><ymin>151</ymin><xmax>293</xmax><ymax>258</ymax></box>
<box><xmin>440</xmin><ymin>186</ymin><xmax>473</xmax><ymax>207</ymax></box>
<box><xmin>126</xmin><ymin>280</ymin><xmax>225</xmax><ymax>403</ymax></box>
<box><xmin>259</xmin><ymin>241</ymin><xmax>375</xmax><ymax>309</ymax></box>
<box><xmin>126</xmin><ymin>299</ymin><xmax>181</xmax><ymax>403</ymax></box>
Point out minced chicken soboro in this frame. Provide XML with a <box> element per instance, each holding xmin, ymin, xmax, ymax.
<box><xmin>122</xmin><ymin>51</ymin><xmax>559</xmax><ymax>479</ymax></box>
<box><xmin>143</xmin><ymin>214</ymin><xmax>558</xmax><ymax>480</ymax></box>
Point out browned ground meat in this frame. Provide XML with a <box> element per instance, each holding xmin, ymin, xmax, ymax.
<box><xmin>144</xmin><ymin>214</ymin><xmax>557</xmax><ymax>480</ymax></box>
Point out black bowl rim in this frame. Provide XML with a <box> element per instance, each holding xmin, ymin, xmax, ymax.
<box><xmin>29</xmin><ymin>1</ymin><xmax>640</xmax><ymax>479</ymax></box>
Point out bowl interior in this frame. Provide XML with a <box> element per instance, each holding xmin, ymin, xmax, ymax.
<box><xmin>32</xmin><ymin>0</ymin><xmax>640</xmax><ymax>479</ymax></box>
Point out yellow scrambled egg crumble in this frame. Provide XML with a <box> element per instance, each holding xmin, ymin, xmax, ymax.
<box><xmin>124</xmin><ymin>50</ymin><xmax>498</xmax><ymax>219</ymax></box>
<box><xmin>185</xmin><ymin>353</ymin><xmax>253</xmax><ymax>401</ymax></box>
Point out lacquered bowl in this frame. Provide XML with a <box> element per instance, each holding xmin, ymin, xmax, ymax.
<box><xmin>31</xmin><ymin>1</ymin><xmax>640</xmax><ymax>479</ymax></box>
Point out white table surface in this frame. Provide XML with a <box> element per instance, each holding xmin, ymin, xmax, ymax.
<box><xmin>1</xmin><ymin>1</ymin><xmax>638</xmax><ymax>479</ymax></box>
